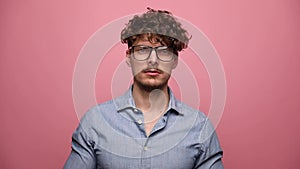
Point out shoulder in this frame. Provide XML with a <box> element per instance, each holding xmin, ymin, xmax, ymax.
<box><xmin>171</xmin><ymin>100</ymin><xmax>213</xmax><ymax>139</ymax></box>
<box><xmin>78</xmin><ymin>99</ymin><xmax>116</xmax><ymax>126</ymax></box>
<box><xmin>75</xmin><ymin>99</ymin><xmax>118</xmax><ymax>138</ymax></box>
<box><xmin>175</xmin><ymin>100</ymin><xmax>208</xmax><ymax>124</ymax></box>
<box><xmin>178</xmin><ymin>102</ymin><xmax>221</xmax><ymax>148</ymax></box>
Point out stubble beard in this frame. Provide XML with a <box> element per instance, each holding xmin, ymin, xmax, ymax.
<box><xmin>133</xmin><ymin>75</ymin><xmax>170</xmax><ymax>93</ymax></box>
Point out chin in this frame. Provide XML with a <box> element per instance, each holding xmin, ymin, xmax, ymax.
<box><xmin>134</xmin><ymin>79</ymin><xmax>168</xmax><ymax>92</ymax></box>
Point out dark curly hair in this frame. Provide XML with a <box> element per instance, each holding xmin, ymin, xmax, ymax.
<box><xmin>121</xmin><ymin>8</ymin><xmax>190</xmax><ymax>54</ymax></box>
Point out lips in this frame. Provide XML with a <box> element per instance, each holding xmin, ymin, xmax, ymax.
<box><xmin>143</xmin><ymin>68</ymin><xmax>162</xmax><ymax>76</ymax></box>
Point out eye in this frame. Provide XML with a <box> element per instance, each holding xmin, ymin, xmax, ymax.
<box><xmin>134</xmin><ymin>46</ymin><xmax>151</xmax><ymax>54</ymax></box>
<box><xmin>157</xmin><ymin>47</ymin><xmax>173</xmax><ymax>55</ymax></box>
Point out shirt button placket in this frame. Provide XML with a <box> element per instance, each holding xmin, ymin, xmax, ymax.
<box><xmin>141</xmin><ymin>144</ymin><xmax>151</xmax><ymax>169</ymax></box>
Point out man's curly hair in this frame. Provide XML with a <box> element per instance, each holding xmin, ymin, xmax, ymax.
<box><xmin>121</xmin><ymin>8</ymin><xmax>190</xmax><ymax>53</ymax></box>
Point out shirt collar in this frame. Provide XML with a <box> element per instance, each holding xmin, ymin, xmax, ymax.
<box><xmin>113</xmin><ymin>86</ymin><xmax>184</xmax><ymax>115</ymax></box>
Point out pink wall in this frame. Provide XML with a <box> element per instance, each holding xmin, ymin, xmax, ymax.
<box><xmin>1</xmin><ymin>0</ymin><xmax>299</xmax><ymax>168</ymax></box>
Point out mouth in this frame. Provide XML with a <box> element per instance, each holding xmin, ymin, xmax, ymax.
<box><xmin>142</xmin><ymin>68</ymin><xmax>162</xmax><ymax>76</ymax></box>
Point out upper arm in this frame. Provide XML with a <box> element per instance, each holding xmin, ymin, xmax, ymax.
<box><xmin>64</xmin><ymin>115</ymin><xmax>97</xmax><ymax>169</ymax></box>
<box><xmin>193</xmin><ymin>118</ymin><xmax>224</xmax><ymax>169</ymax></box>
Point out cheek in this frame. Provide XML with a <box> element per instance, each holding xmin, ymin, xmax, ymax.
<box><xmin>159</xmin><ymin>63</ymin><xmax>176</xmax><ymax>75</ymax></box>
<box><xmin>130</xmin><ymin>61</ymin><xmax>146</xmax><ymax>76</ymax></box>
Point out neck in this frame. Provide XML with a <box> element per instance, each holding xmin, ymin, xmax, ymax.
<box><xmin>132</xmin><ymin>83</ymin><xmax>169</xmax><ymax>113</ymax></box>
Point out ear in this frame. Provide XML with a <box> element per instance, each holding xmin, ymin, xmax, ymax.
<box><xmin>126</xmin><ymin>50</ymin><xmax>132</xmax><ymax>67</ymax></box>
<box><xmin>171</xmin><ymin>56</ymin><xmax>178</xmax><ymax>69</ymax></box>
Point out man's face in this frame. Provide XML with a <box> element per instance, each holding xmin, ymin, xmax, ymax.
<box><xmin>126</xmin><ymin>38</ymin><xmax>178</xmax><ymax>91</ymax></box>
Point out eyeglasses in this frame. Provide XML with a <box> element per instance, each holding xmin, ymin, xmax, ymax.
<box><xmin>129</xmin><ymin>45</ymin><xmax>175</xmax><ymax>62</ymax></box>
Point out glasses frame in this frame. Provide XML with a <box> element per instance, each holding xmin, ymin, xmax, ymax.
<box><xmin>129</xmin><ymin>45</ymin><xmax>176</xmax><ymax>62</ymax></box>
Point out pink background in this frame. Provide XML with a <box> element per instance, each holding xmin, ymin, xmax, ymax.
<box><xmin>1</xmin><ymin>0</ymin><xmax>300</xmax><ymax>168</ymax></box>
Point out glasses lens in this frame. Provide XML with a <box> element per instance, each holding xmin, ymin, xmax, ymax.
<box><xmin>133</xmin><ymin>46</ymin><xmax>151</xmax><ymax>61</ymax></box>
<box><xmin>156</xmin><ymin>47</ymin><xmax>174</xmax><ymax>61</ymax></box>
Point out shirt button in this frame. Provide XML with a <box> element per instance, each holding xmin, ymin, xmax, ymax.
<box><xmin>144</xmin><ymin>146</ymin><xmax>148</xmax><ymax>151</ymax></box>
<box><xmin>137</xmin><ymin>119</ymin><xmax>143</xmax><ymax>124</ymax></box>
<box><xmin>133</xmin><ymin>108</ymin><xmax>138</xmax><ymax>113</ymax></box>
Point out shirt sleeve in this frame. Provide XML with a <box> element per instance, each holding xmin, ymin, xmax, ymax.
<box><xmin>193</xmin><ymin>118</ymin><xmax>224</xmax><ymax>169</ymax></box>
<box><xmin>63</xmin><ymin>117</ymin><xmax>97</xmax><ymax>169</ymax></box>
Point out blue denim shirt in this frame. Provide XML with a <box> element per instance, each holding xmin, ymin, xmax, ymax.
<box><xmin>64</xmin><ymin>87</ymin><xmax>223</xmax><ymax>169</ymax></box>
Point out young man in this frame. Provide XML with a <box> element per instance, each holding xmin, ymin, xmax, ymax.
<box><xmin>64</xmin><ymin>8</ymin><xmax>224</xmax><ymax>169</ymax></box>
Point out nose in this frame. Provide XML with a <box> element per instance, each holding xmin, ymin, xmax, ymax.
<box><xmin>147</xmin><ymin>48</ymin><xmax>158</xmax><ymax>65</ymax></box>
